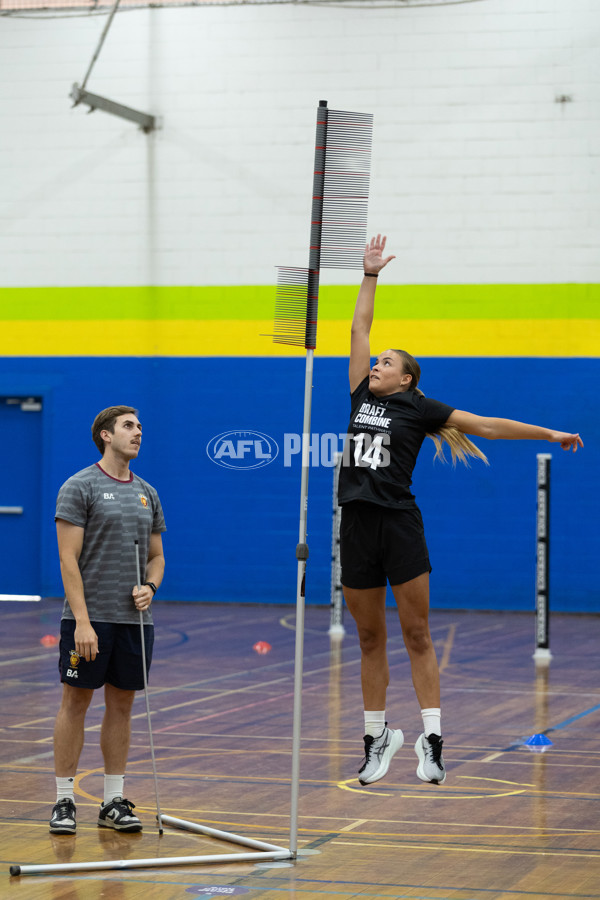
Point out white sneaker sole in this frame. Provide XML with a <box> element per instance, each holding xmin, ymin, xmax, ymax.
<box><xmin>414</xmin><ymin>735</ymin><xmax>446</xmax><ymax>784</ymax></box>
<box><xmin>359</xmin><ymin>729</ymin><xmax>405</xmax><ymax>785</ymax></box>
<box><xmin>98</xmin><ymin>818</ymin><xmax>142</xmax><ymax>832</ymax></box>
<box><xmin>49</xmin><ymin>823</ymin><xmax>76</xmax><ymax>834</ymax></box>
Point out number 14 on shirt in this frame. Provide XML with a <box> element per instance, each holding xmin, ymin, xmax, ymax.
<box><xmin>353</xmin><ymin>433</ymin><xmax>390</xmax><ymax>470</ymax></box>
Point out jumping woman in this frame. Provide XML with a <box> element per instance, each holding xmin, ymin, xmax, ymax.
<box><xmin>339</xmin><ymin>234</ymin><xmax>583</xmax><ymax>787</ymax></box>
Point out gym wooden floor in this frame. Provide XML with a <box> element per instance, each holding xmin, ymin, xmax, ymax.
<box><xmin>2</xmin><ymin>599</ymin><xmax>599</xmax><ymax>900</ymax></box>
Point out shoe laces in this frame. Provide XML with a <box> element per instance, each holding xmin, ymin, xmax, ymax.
<box><xmin>425</xmin><ymin>734</ymin><xmax>444</xmax><ymax>767</ymax></box>
<box><xmin>53</xmin><ymin>798</ymin><xmax>75</xmax><ymax>818</ymax></box>
<box><xmin>109</xmin><ymin>797</ymin><xmax>136</xmax><ymax>814</ymax></box>
<box><xmin>359</xmin><ymin>734</ymin><xmax>375</xmax><ymax>770</ymax></box>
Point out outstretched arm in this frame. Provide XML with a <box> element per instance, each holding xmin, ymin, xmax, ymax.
<box><xmin>447</xmin><ymin>410</ymin><xmax>583</xmax><ymax>452</ymax></box>
<box><xmin>349</xmin><ymin>234</ymin><xmax>395</xmax><ymax>393</ymax></box>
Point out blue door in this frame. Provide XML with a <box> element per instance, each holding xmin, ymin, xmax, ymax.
<box><xmin>0</xmin><ymin>397</ymin><xmax>43</xmax><ymax>596</ymax></box>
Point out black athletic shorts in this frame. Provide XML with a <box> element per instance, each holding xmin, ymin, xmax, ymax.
<box><xmin>58</xmin><ymin>620</ymin><xmax>154</xmax><ymax>691</ymax></box>
<box><xmin>340</xmin><ymin>500</ymin><xmax>432</xmax><ymax>589</ymax></box>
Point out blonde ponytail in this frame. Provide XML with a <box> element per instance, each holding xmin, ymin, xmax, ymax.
<box><xmin>390</xmin><ymin>348</ymin><xmax>489</xmax><ymax>467</ymax></box>
<box><xmin>427</xmin><ymin>424</ymin><xmax>489</xmax><ymax>467</ymax></box>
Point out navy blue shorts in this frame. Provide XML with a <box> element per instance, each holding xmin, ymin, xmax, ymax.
<box><xmin>58</xmin><ymin>620</ymin><xmax>154</xmax><ymax>691</ymax></box>
<box><xmin>340</xmin><ymin>500</ymin><xmax>432</xmax><ymax>589</ymax></box>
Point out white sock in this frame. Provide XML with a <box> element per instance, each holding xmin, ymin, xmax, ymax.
<box><xmin>56</xmin><ymin>776</ymin><xmax>75</xmax><ymax>803</ymax></box>
<box><xmin>364</xmin><ymin>710</ymin><xmax>386</xmax><ymax>737</ymax></box>
<box><xmin>104</xmin><ymin>774</ymin><xmax>125</xmax><ymax>805</ymax></box>
<box><xmin>421</xmin><ymin>707</ymin><xmax>441</xmax><ymax>737</ymax></box>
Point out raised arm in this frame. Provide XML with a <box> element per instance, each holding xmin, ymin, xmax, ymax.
<box><xmin>447</xmin><ymin>410</ymin><xmax>583</xmax><ymax>452</ymax></box>
<box><xmin>349</xmin><ymin>234</ymin><xmax>396</xmax><ymax>393</ymax></box>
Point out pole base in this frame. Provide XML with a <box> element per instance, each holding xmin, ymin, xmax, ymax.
<box><xmin>328</xmin><ymin>624</ymin><xmax>345</xmax><ymax>639</ymax></box>
<box><xmin>533</xmin><ymin>647</ymin><xmax>553</xmax><ymax>663</ymax></box>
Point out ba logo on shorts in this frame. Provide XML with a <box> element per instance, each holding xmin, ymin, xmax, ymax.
<box><xmin>206</xmin><ymin>431</ymin><xmax>279</xmax><ymax>470</ymax></box>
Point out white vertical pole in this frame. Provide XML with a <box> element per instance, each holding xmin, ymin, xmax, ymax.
<box><xmin>134</xmin><ymin>540</ymin><xmax>164</xmax><ymax>832</ymax></box>
<box><xmin>289</xmin><ymin>349</ymin><xmax>314</xmax><ymax>856</ymax></box>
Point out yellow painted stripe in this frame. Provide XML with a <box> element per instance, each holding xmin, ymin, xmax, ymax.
<box><xmin>1</xmin><ymin>318</ymin><xmax>599</xmax><ymax>356</ymax></box>
<box><xmin>2</xmin><ymin>283</ymin><xmax>599</xmax><ymax>320</ymax></box>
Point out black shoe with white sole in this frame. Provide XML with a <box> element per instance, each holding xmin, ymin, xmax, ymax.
<box><xmin>98</xmin><ymin>796</ymin><xmax>142</xmax><ymax>832</ymax></box>
<box><xmin>49</xmin><ymin>798</ymin><xmax>77</xmax><ymax>834</ymax></box>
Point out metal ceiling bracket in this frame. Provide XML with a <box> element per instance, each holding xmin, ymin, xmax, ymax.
<box><xmin>70</xmin><ymin>83</ymin><xmax>157</xmax><ymax>133</ymax></box>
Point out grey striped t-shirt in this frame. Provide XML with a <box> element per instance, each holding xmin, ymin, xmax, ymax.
<box><xmin>55</xmin><ymin>463</ymin><xmax>166</xmax><ymax>624</ymax></box>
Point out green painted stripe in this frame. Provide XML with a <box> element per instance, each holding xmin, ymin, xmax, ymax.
<box><xmin>0</xmin><ymin>284</ymin><xmax>598</xmax><ymax>321</ymax></box>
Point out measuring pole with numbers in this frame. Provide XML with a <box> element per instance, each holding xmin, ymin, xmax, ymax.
<box><xmin>533</xmin><ymin>453</ymin><xmax>552</xmax><ymax>663</ymax></box>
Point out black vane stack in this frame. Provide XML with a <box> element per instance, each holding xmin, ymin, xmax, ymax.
<box><xmin>272</xmin><ymin>100</ymin><xmax>374</xmax><ymax>349</ymax></box>
<box><xmin>273</xmin><ymin>100</ymin><xmax>373</xmax><ymax>858</ymax></box>
<box><xmin>320</xmin><ymin>107</ymin><xmax>373</xmax><ymax>270</ymax></box>
<box><xmin>271</xmin><ymin>267</ymin><xmax>316</xmax><ymax>349</ymax></box>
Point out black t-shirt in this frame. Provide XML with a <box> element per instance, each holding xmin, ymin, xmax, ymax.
<box><xmin>338</xmin><ymin>376</ymin><xmax>454</xmax><ymax>509</ymax></box>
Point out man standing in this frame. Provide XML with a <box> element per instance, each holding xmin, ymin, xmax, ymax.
<box><xmin>50</xmin><ymin>406</ymin><xmax>166</xmax><ymax>835</ymax></box>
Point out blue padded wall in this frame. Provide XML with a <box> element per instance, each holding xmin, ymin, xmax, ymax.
<box><xmin>0</xmin><ymin>357</ymin><xmax>595</xmax><ymax>611</ymax></box>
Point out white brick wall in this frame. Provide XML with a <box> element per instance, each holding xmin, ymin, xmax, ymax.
<box><xmin>0</xmin><ymin>0</ymin><xmax>598</xmax><ymax>287</ymax></box>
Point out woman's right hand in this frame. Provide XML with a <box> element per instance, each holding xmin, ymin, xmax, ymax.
<box><xmin>364</xmin><ymin>234</ymin><xmax>396</xmax><ymax>275</ymax></box>
<box><xmin>548</xmin><ymin>431</ymin><xmax>583</xmax><ymax>451</ymax></box>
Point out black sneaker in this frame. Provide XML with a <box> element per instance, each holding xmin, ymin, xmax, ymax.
<box><xmin>49</xmin><ymin>798</ymin><xmax>77</xmax><ymax>834</ymax></box>
<box><xmin>98</xmin><ymin>796</ymin><xmax>142</xmax><ymax>832</ymax></box>
<box><xmin>415</xmin><ymin>732</ymin><xmax>446</xmax><ymax>784</ymax></box>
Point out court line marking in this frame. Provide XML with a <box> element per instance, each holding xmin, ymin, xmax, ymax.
<box><xmin>8</xmin><ymin>619</ymin><xmax>402</xmax><ymax>721</ymax></box>
<box><xmin>0</xmin><ymin>866</ymin><xmax>597</xmax><ymax>900</ymax></box>
<box><xmin>129</xmin><ymin>770</ymin><xmax>600</xmax><ymax>801</ymax></box>
<box><xmin>7</xmin><ymin>751</ymin><xmax>600</xmax><ymax>801</ymax></box>
<box><xmin>11</xmin><ymin>679</ymin><xmax>597</xmax><ymax>727</ymax></box>
<box><xmin>546</xmin><ymin>701</ymin><xmax>600</xmax><ymax>732</ymax></box>
<box><xmin>335</xmin><ymin>776</ymin><xmax>528</xmax><ymax>801</ymax></box>
<box><xmin>339</xmin><ymin>819</ymin><xmax>368</xmax><ymax>832</ymax></box>
<box><xmin>493</xmin><ymin>701</ymin><xmax>600</xmax><ymax>757</ymax></box>
<box><xmin>4</xmin><ymin>794</ymin><xmax>600</xmax><ymax>848</ymax></box>
<box><xmin>438</xmin><ymin>623</ymin><xmax>456</xmax><ymax>674</ymax></box>
<box><xmin>7</xmin><ymin>651</ymin><xmax>343</xmax><ymax>730</ymax></box>
<box><xmin>11</xmin><ymin>750</ymin><xmax>54</xmax><ymax>764</ymax></box>
<box><xmin>122</xmin><ymin>630</ymin><xmax>449</xmax><ymax>722</ymax></box>
<box><xmin>152</xmin><ymin>682</ymin><xmax>324</xmax><ymax>734</ymax></box>
<box><xmin>4</xmin><ymin>619</ymin><xmax>599</xmax><ymax>727</ymax></box>
<box><xmin>141</xmin><ymin>677</ymin><xmax>292</xmax><ymax>715</ymax></box>
<box><xmin>337</xmin><ymin>779</ymin><xmax>388</xmax><ymax>797</ymax></box>
<box><xmin>405</xmin><ymin>790</ymin><xmax>527</xmax><ymax>801</ymax></box>
<box><xmin>0</xmin><ymin>652</ymin><xmax>54</xmax><ymax>668</ymax></box>
<box><xmin>457</xmin><ymin>776</ymin><xmax>535</xmax><ymax>787</ymax></box>
<box><xmin>446</xmin><ymin>685</ymin><xmax>600</xmax><ymax>698</ymax></box>
<box><xmin>3</xmin><ymin>871</ymin><xmax>597</xmax><ymax>900</ymax></box>
<box><xmin>2</xmin><ymin>814</ymin><xmax>599</xmax><ymax>846</ymax></box>
<box><xmin>331</xmin><ymin>839</ymin><xmax>600</xmax><ymax>860</ymax></box>
<box><xmin>4</xmin><ymin>636</ymin><xmax>352</xmax><ymax>727</ymax></box>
